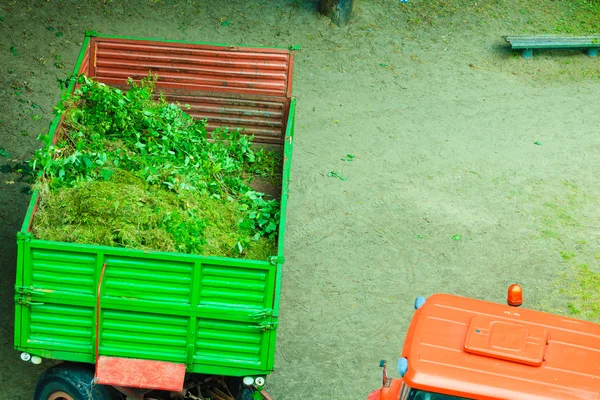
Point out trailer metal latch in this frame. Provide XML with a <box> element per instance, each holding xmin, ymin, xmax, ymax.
<box><xmin>14</xmin><ymin>286</ymin><xmax>44</xmax><ymax>307</ymax></box>
<box><xmin>15</xmin><ymin>286</ymin><xmax>33</xmax><ymax>296</ymax></box>
<box><xmin>16</xmin><ymin>299</ymin><xmax>44</xmax><ymax>306</ymax></box>
<box><xmin>250</xmin><ymin>309</ymin><xmax>273</xmax><ymax>320</ymax></box>
<box><xmin>259</xmin><ymin>321</ymin><xmax>278</xmax><ymax>331</ymax></box>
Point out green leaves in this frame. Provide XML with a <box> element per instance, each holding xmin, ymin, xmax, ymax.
<box><xmin>240</xmin><ymin>190</ymin><xmax>280</xmax><ymax>238</ymax></box>
<box><xmin>31</xmin><ymin>74</ymin><xmax>280</xmax><ymax>251</ymax></box>
<box><xmin>326</xmin><ymin>170</ymin><xmax>348</xmax><ymax>181</ymax></box>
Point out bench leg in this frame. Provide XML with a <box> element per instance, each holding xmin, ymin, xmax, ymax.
<box><xmin>587</xmin><ymin>48</ymin><xmax>599</xmax><ymax>57</ymax></box>
<box><xmin>521</xmin><ymin>49</ymin><xmax>533</xmax><ymax>59</ymax></box>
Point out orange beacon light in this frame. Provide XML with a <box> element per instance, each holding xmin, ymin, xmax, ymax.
<box><xmin>507</xmin><ymin>283</ymin><xmax>523</xmax><ymax>307</ymax></box>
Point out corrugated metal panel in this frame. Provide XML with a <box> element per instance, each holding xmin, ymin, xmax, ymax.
<box><xmin>101</xmin><ymin>310</ymin><xmax>188</xmax><ymax>363</ymax></box>
<box><xmin>23</xmin><ymin>249</ymin><xmax>96</xmax><ymax>352</ymax></box>
<box><xmin>199</xmin><ymin>264</ymin><xmax>268</xmax><ymax>309</ymax></box>
<box><xmin>26</xmin><ymin>304</ymin><xmax>93</xmax><ymax>353</ymax></box>
<box><xmin>195</xmin><ymin>318</ymin><xmax>265</xmax><ymax>368</ymax></box>
<box><xmin>89</xmin><ymin>37</ymin><xmax>293</xmax><ymax>144</ymax></box>
<box><xmin>103</xmin><ymin>256</ymin><xmax>193</xmax><ymax>304</ymax></box>
<box><xmin>159</xmin><ymin>92</ymin><xmax>286</xmax><ymax>144</ymax></box>
<box><xmin>31</xmin><ymin>249</ymin><xmax>96</xmax><ymax>294</ymax></box>
<box><xmin>90</xmin><ymin>38</ymin><xmax>292</xmax><ymax>97</ymax></box>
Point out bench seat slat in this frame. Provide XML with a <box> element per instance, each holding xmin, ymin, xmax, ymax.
<box><xmin>505</xmin><ymin>35</ymin><xmax>600</xmax><ymax>40</ymax></box>
<box><xmin>510</xmin><ymin>42</ymin><xmax>599</xmax><ymax>49</ymax></box>
<box><xmin>505</xmin><ymin>35</ymin><xmax>600</xmax><ymax>49</ymax></box>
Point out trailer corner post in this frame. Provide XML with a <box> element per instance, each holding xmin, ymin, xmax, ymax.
<box><xmin>319</xmin><ymin>0</ymin><xmax>355</xmax><ymax>26</ymax></box>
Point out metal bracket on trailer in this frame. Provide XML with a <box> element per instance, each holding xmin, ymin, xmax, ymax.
<box><xmin>250</xmin><ymin>308</ymin><xmax>274</xmax><ymax>319</ymax></box>
<box><xmin>14</xmin><ymin>286</ymin><xmax>44</xmax><ymax>307</ymax></box>
<box><xmin>269</xmin><ymin>256</ymin><xmax>285</xmax><ymax>265</ymax></box>
<box><xmin>259</xmin><ymin>321</ymin><xmax>278</xmax><ymax>331</ymax></box>
<box><xmin>112</xmin><ymin>386</ymin><xmax>150</xmax><ymax>400</ymax></box>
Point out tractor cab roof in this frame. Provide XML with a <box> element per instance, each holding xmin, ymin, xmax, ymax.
<box><xmin>402</xmin><ymin>294</ymin><xmax>600</xmax><ymax>400</ymax></box>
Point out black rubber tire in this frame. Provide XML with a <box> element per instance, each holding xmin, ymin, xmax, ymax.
<box><xmin>33</xmin><ymin>363</ymin><xmax>116</xmax><ymax>400</ymax></box>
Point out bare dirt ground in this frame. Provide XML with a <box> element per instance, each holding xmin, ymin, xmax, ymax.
<box><xmin>1</xmin><ymin>0</ymin><xmax>600</xmax><ymax>399</ymax></box>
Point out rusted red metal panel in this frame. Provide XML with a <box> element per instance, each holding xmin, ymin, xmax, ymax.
<box><xmin>88</xmin><ymin>37</ymin><xmax>294</xmax><ymax>144</ymax></box>
<box><xmin>155</xmin><ymin>92</ymin><xmax>287</xmax><ymax>144</ymax></box>
<box><xmin>95</xmin><ymin>356</ymin><xmax>185</xmax><ymax>391</ymax></box>
<box><xmin>90</xmin><ymin>37</ymin><xmax>292</xmax><ymax>97</ymax></box>
<box><xmin>78</xmin><ymin>46</ymin><xmax>90</xmax><ymax>76</ymax></box>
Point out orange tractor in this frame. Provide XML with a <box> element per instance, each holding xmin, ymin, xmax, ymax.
<box><xmin>369</xmin><ymin>285</ymin><xmax>600</xmax><ymax>400</ymax></box>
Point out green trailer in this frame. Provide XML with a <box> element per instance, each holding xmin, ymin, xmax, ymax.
<box><xmin>14</xmin><ymin>32</ymin><xmax>296</xmax><ymax>400</ymax></box>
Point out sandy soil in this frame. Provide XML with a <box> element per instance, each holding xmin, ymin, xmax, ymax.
<box><xmin>1</xmin><ymin>0</ymin><xmax>600</xmax><ymax>399</ymax></box>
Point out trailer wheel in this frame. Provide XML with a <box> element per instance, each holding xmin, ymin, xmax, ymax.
<box><xmin>34</xmin><ymin>363</ymin><xmax>116</xmax><ymax>400</ymax></box>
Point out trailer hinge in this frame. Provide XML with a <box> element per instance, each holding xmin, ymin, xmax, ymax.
<box><xmin>259</xmin><ymin>321</ymin><xmax>278</xmax><ymax>331</ymax></box>
<box><xmin>269</xmin><ymin>256</ymin><xmax>285</xmax><ymax>265</ymax></box>
<box><xmin>15</xmin><ymin>286</ymin><xmax>33</xmax><ymax>296</ymax></box>
<box><xmin>250</xmin><ymin>309</ymin><xmax>273</xmax><ymax>320</ymax></box>
<box><xmin>14</xmin><ymin>286</ymin><xmax>43</xmax><ymax>307</ymax></box>
<box><xmin>16</xmin><ymin>231</ymin><xmax>33</xmax><ymax>241</ymax></box>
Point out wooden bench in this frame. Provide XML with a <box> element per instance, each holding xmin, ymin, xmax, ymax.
<box><xmin>504</xmin><ymin>35</ymin><xmax>600</xmax><ymax>59</ymax></box>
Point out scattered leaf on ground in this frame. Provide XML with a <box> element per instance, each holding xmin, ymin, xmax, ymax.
<box><xmin>55</xmin><ymin>31</ymin><xmax>63</xmax><ymax>37</ymax></box>
<box><xmin>326</xmin><ymin>171</ymin><xmax>348</xmax><ymax>181</ymax></box>
<box><xmin>451</xmin><ymin>234</ymin><xmax>462</xmax><ymax>241</ymax></box>
<box><xmin>341</xmin><ymin>154</ymin><xmax>355</xmax><ymax>162</ymax></box>
<box><xmin>417</xmin><ymin>235</ymin><xmax>424</xmax><ymax>239</ymax></box>
<box><xmin>534</xmin><ymin>141</ymin><xmax>542</xmax><ymax>146</ymax></box>
<box><xmin>561</xmin><ymin>251</ymin><xmax>576</xmax><ymax>260</ymax></box>
<box><xmin>380</xmin><ymin>63</ymin><xmax>387</xmax><ymax>67</ymax></box>
<box><xmin>221</xmin><ymin>19</ymin><xmax>231</xmax><ymax>26</ymax></box>
<box><xmin>0</xmin><ymin>148</ymin><xmax>11</xmax><ymax>157</ymax></box>
<box><xmin>10</xmin><ymin>46</ymin><xmax>18</xmax><ymax>56</ymax></box>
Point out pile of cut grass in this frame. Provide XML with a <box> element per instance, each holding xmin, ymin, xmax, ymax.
<box><xmin>31</xmin><ymin>75</ymin><xmax>281</xmax><ymax>259</ymax></box>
